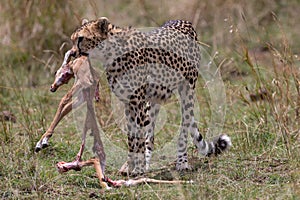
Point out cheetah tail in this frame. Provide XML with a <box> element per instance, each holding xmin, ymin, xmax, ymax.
<box><xmin>194</xmin><ymin>134</ymin><xmax>232</xmax><ymax>157</ymax></box>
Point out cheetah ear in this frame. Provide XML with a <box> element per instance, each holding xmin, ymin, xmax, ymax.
<box><xmin>81</xmin><ymin>18</ymin><xmax>89</xmax><ymax>25</ymax></box>
<box><xmin>97</xmin><ymin>17</ymin><xmax>109</xmax><ymax>34</ymax></box>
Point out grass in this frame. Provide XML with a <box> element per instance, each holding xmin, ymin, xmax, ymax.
<box><xmin>1</xmin><ymin>0</ymin><xmax>300</xmax><ymax>199</ymax></box>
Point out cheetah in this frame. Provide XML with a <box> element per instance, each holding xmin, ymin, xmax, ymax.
<box><xmin>36</xmin><ymin>17</ymin><xmax>231</xmax><ymax>175</ymax></box>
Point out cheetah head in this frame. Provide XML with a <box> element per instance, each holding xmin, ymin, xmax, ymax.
<box><xmin>66</xmin><ymin>17</ymin><xmax>110</xmax><ymax>63</ymax></box>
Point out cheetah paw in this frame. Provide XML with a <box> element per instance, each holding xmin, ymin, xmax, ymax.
<box><xmin>176</xmin><ymin>162</ymin><xmax>191</xmax><ymax>171</ymax></box>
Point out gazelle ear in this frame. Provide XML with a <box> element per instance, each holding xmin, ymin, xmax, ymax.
<box><xmin>81</xmin><ymin>18</ymin><xmax>89</xmax><ymax>25</ymax></box>
<box><xmin>97</xmin><ymin>17</ymin><xmax>109</xmax><ymax>34</ymax></box>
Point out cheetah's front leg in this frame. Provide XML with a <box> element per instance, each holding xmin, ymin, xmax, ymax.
<box><xmin>144</xmin><ymin>103</ymin><xmax>160</xmax><ymax>171</ymax></box>
<box><xmin>121</xmin><ymin>105</ymin><xmax>147</xmax><ymax>176</ymax></box>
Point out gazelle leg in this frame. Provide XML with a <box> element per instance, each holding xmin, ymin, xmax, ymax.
<box><xmin>55</xmin><ymin>88</ymin><xmax>92</xmax><ymax>173</ymax></box>
<box><xmin>56</xmin><ymin>110</ymin><xmax>88</xmax><ymax>173</ymax></box>
<box><xmin>84</xmin><ymin>86</ymin><xmax>106</xmax><ymax>173</ymax></box>
<box><xmin>35</xmin><ymin>83</ymin><xmax>83</xmax><ymax>152</ymax></box>
<box><xmin>56</xmin><ymin>87</ymin><xmax>107</xmax><ymax>187</ymax></box>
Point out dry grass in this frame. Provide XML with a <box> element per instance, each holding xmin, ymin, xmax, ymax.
<box><xmin>1</xmin><ymin>0</ymin><xmax>300</xmax><ymax>199</ymax></box>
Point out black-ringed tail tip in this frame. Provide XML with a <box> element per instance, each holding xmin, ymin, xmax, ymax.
<box><xmin>208</xmin><ymin>134</ymin><xmax>232</xmax><ymax>157</ymax></box>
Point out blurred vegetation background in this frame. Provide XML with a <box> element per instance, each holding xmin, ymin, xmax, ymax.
<box><xmin>0</xmin><ymin>0</ymin><xmax>299</xmax><ymax>199</ymax></box>
<box><xmin>0</xmin><ymin>0</ymin><xmax>299</xmax><ymax>88</ymax></box>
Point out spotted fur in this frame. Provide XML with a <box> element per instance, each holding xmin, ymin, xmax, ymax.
<box><xmin>65</xmin><ymin>18</ymin><xmax>231</xmax><ymax>175</ymax></box>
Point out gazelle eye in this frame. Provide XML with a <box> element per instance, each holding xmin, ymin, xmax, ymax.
<box><xmin>54</xmin><ymin>70</ymin><xmax>57</xmax><ymax>76</ymax></box>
